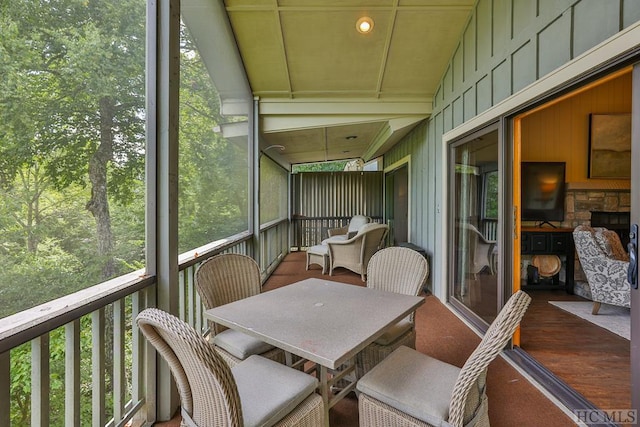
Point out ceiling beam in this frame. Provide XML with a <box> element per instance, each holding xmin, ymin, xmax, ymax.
<box><xmin>362</xmin><ymin>117</ymin><xmax>427</xmax><ymax>161</ymax></box>
<box><xmin>259</xmin><ymin>99</ymin><xmax>432</xmax><ymax>115</ymax></box>
<box><xmin>261</xmin><ymin>114</ymin><xmax>428</xmax><ymax>134</ymax></box>
<box><xmin>375</xmin><ymin>0</ymin><xmax>399</xmax><ymax>98</ymax></box>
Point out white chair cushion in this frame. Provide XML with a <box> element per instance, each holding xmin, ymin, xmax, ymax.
<box><xmin>321</xmin><ymin>235</ymin><xmax>348</xmax><ymax>245</ymax></box>
<box><xmin>213</xmin><ymin>329</ymin><xmax>275</xmax><ymax>360</ymax></box>
<box><xmin>307</xmin><ymin>244</ymin><xmax>329</xmax><ymax>256</ymax></box>
<box><xmin>348</xmin><ymin>215</ymin><xmax>370</xmax><ymax>232</ymax></box>
<box><xmin>233</xmin><ymin>355</ymin><xmax>319</xmax><ymax>427</ymax></box>
<box><xmin>356</xmin><ymin>345</ymin><xmax>460</xmax><ymax>426</ymax></box>
<box><xmin>373</xmin><ymin>318</ymin><xmax>413</xmax><ymax>345</ymax></box>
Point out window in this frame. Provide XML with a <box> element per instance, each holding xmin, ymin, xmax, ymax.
<box><xmin>483</xmin><ymin>170</ymin><xmax>499</xmax><ymax>219</ymax></box>
<box><xmin>177</xmin><ymin>23</ymin><xmax>250</xmax><ymax>253</ymax></box>
<box><xmin>260</xmin><ymin>156</ymin><xmax>288</xmax><ymax>224</ymax></box>
<box><xmin>448</xmin><ymin>127</ymin><xmax>499</xmax><ymax>324</ymax></box>
<box><xmin>0</xmin><ymin>0</ymin><xmax>147</xmax><ymax>318</ymax></box>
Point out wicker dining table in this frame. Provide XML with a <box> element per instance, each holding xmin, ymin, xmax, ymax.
<box><xmin>204</xmin><ymin>277</ymin><xmax>424</xmax><ymax>426</ymax></box>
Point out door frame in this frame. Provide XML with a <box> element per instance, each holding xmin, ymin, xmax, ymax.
<box><xmin>630</xmin><ymin>62</ymin><xmax>640</xmax><ymax>417</ymax></box>
<box><xmin>384</xmin><ymin>156</ymin><xmax>412</xmax><ymax>244</ymax></box>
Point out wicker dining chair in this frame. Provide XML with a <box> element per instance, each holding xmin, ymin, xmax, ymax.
<box><xmin>195</xmin><ymin>253</ymin><xmax>285</xmax><ymax>367</ymax></box>
<box><xmin>355</xmin><ymin>246</ymin><xmax>429</xmax><ymax>379</ymax></box>
<box><xmin>357</xmin><ymin>290</ymin><xmax>532</xmax><ymax>427</ymax></box>
<box><xmin>137</xmin><ymin>308</ymin><xmax>324</xmax><ymax>427</ymax></box>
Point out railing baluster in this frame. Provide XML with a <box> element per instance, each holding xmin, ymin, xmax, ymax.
<box><xmin>0</xmin><ymin>351</ymin><xmax>9</xmax><ymax>426</ymax></box>
<box><xmin>31</xmin><ymin>334</ymin><xmax>50</xmax><ymax>427</ymax></box>
<box><xmin>187</xmin><ymin>266</ymin><xmax>195</xmax><ymax>327</ymax></box>
<box><xmin>113</xmin><ymin>299</ymin><xmax>126</xmax><ymax>423</ymax></box>
<box><xmin>132</xmin><ymin>291</ymin><xmax>143</xmax><ymax>405</ymax></box>
<box><xmin>65</xmin><ymin>320</ymin><xmax>81</xmax><ymax>427</ymax></box>
<box><xmin>92</xmin><ymin>308</ymin><xmax>105</xmax><ymax>427</ymax></box>
<box><xmin>178</xmin><ymin>269</ymin><xmax>186</xmax><ymax>321</ymax></box>
<box><xmin>194</xmin><ymin>266</ymin><xmax>203</xmax><ymax>334</ymax></box>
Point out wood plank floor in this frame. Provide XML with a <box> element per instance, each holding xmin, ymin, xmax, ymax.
<box><xmin>519</xmin><ymin>289</ymin><xmax>631</xmax><ymax>411</ymax></box>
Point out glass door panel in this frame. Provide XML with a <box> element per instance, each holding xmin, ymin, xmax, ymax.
<box><xmin>449</xmin><ymin>128</ymin><xmax>500</xmax><ymax>324</ymax></box>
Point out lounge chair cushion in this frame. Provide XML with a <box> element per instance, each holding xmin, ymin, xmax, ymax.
<box><xmin>213</xmin><ymin>329</ymin><xmax>276</xmax><ymax>360</ymax></box>
<box><xmin>233</xmin><ymin>355</ymin><xmax>319</xmax><ymax>427</ymax></box>
<box><xmin>357</xmin><ymin>345</ymin><xmax>460</xmax><ymax>426</ymax></box>
<box><xmin>307</xmin><ymin>244</ymin><xmax>329</xmax><ymax>256</ymax></box>
<box><xmin>373</xmin><ymin>318</ymin><xmax>413</xmax><ymax>345</ymax></box>
<box><xmin>322</xmin><ymin>235</ymin><xmax>348</xmax><ymax>245</ymax></box>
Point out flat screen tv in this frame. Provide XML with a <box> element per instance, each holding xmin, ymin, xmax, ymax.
<box><xmin>521</xmin><ymin>162</ymin><xmax>566</xmax><ymax>224</ymax></box>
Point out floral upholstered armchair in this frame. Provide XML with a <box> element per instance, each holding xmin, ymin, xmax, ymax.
<box><xmin>573</xmin><ymin>225</ymin><xmax>631</xmax><ymax>314</ymax></box>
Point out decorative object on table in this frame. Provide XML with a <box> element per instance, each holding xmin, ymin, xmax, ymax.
<box><xmin>526</xmin><ymin>264</ymin><xmax>540</xmax><ymax>285</ymax></box>
<box><xmin>195</xmin><ymin>253</ymin><xmax>285</xmax><ymax>366</ymax></box>
<box><xmin>531</xmin><ymin>254</ymin><xmax>561</xmax><ymax>278</ymax></box>
<box><xmin>356</xmin><ymin>246</ymin><xmax>429</xmax><ymax>379</ymax></box>
<box><xmin>137</xmin><ymin>308</ymin><xmax>324</xmax><ymax>427</ymax></box>
<box><xmin>357</xmin><ymin>290</ymin><xmax>531</xmax><ymax>427</ymax></box>
<box><xmin>588</xmin><ymin>113</ymin><xmax>631</xmax><ymax>179</ymax></box>
<box><xmin>573</xmin><ymin>225</ymin><xmax>631</xmax><ymax>314</ymax></box>
<box><xmin>326</xmin><ymin>223</ymin><xmax>389</xmax><ymax>281</ymax></box>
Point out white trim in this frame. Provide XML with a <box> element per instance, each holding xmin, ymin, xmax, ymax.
<box><xmin>436</xmin><ymin>136</ymin><xmax>449</xmax><ymax>302</ymax></box>
<box><xmin>384</xmin><ymin>155</ymin><xmax>411</xmax><ymax>174</ymax></box>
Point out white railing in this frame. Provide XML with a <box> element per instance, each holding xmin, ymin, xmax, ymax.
<box><xmin>0</xmin><ymin>223</ymin><xmax>291</xmax><ymax>426</ymax></box>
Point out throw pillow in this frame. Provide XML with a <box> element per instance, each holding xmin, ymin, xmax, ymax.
<box><xmin>594</xmin><ymin>229</ymin><xmax>629</xmax><ymax>262</ymax></box>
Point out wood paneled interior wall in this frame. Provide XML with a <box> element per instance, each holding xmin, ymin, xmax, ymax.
<box><xmin>520</xmin><ymin>71</ymin><xmax>631</xmax><ymax>187</ymax></box>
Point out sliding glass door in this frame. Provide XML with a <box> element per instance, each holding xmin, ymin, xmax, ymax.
<box><xmin>448</xmin><ymin>125</ymin><xmax>501</xmax><ymax>325</ymax></box>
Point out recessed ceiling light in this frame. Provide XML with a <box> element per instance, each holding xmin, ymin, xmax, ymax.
<box><xmin>356</xmin><ymin>17</ymin><xmax>374</xmax><ymax>34</ymax></box>
<box><xmin>345</xmin><ymin>135</ymin><xmax>358</xmax><ymax>140</ymax></box>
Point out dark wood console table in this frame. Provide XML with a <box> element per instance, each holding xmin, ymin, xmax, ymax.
<box><xmin>521</xmin><ymin>227</ymin><xmax>574</xmax><ymax>294</ymax></box>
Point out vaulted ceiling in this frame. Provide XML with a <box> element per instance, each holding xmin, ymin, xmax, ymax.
<box><xmin>186</xmin><ymin>0</ymin><xmax>475</xmax><ymax>166</ymax></box>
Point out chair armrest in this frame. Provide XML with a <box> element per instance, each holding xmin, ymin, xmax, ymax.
<box><xmin>327</xmin><ymin>233</ymin><xmax>361</xmax><ymax>245</ymax></box>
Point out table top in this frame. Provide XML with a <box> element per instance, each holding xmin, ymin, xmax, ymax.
<box><xmin>204</xmin><ymin>278</ymin><xmax>425</xmax><ymax>369</ymax></box>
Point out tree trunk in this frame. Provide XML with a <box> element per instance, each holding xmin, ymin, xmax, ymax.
<box><xmin>86</xmin><ymin>97</ymin><xmax>116</xmax><ymax>280</ymax></box>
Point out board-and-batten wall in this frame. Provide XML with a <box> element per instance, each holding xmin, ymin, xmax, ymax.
<box><xmin>385</xmin><ymin>0</ymin><xmax>640</xmax><ymax>298</ymax></box>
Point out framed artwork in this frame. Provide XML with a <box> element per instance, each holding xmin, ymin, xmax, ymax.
<box><xmin>588</xmin><ymin>113</ymin><xmax>631</xmax><ymax>179</ymax></box>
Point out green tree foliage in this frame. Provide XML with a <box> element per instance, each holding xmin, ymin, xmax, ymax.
<box><xmin>292</xmin><ymin>160</ymin><xmax>348</xmax><ymax>173</ymax></box>
<box><xmin>0</xmin><ymin>0</ymin><xmax>146</xmax><ymax>281</ymax></box>
<box><xmin>1</xmin><ymin>1</ymin><xmax>255</xmax><ymax>424</ymax></box>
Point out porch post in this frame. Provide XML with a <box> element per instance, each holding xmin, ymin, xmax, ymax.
<box><xmin>147</xmin><ymin>0</ymin><xmax>181</xmax><ymax>421</ymax></box>
<box><xmin>252</xmin><ymin>96</ymin><xmax>260</xmax><ymax>265</ymax></box>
